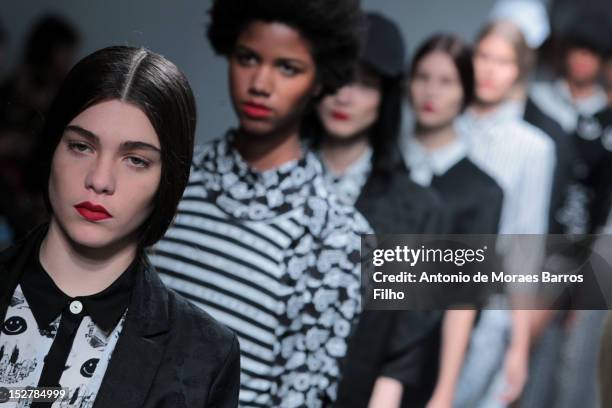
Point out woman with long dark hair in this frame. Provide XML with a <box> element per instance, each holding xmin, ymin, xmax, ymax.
<box><xmin>303</xmin><ymin>14</ymin><xmax>449</xmax><ymax>407</ymax></box>
<box><xmin>401</xmin><ymin>33</ymin><xmax>504</xmax><ymax>408</ymax></box>
<box><xmin>0</xmin><ymin>46</ymin><xmax>240</xmax><ymax>407</ymax></box>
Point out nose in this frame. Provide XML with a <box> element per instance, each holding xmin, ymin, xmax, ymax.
<box><xmin>84</xmin><ymin>156</ymin><xmax>116</xmax><ymax>195</ymax></box>
<box><xmin>249</xmin><ymin>65</ymin><xmax>273</xmax><ymax>97</ymax></box>
<box><xmin>334</xmin><ymin>85</ymin><xmax>355</xmax><ymax>105</ymax></box>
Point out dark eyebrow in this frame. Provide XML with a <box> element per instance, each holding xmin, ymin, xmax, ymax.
<box><xmin>66</xmin><ymin>125</ymin><xmax>161</xmax><ymax>154</ymax></box>
<box><xmin>235</xmin><ymin>44</ymin><xmax>308</xmax><ymax>68</ymax></box>
<box><xmin>120</xmin><ymin>141</ymin><xmax>161</xmax><ymax>154</ymax></box>
<box><xmin>65</xmin><ymin>125</ymin><xmax>99</xmax><ymax>143</ymax></box>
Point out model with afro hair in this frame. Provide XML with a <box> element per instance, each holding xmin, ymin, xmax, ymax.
<box><xmin>152</xmin><ymin>1</ymin><xmax>371</xmax><ymax>406</ymax></box>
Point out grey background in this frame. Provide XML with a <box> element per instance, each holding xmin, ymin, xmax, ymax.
<box><xmin>3</xmin><ymin>0</ymin><xmax>608</xmax><ymax>143</ymax></box>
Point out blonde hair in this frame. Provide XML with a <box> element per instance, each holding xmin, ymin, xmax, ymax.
<box><xmin>476</xmin><ymin>20</ymin><xmax>535</xmax><ymax>83</ymax></box>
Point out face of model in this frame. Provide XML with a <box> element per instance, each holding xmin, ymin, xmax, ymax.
<box><xmin>48</xmin><ymin>99</ymin><xmax>161</xmax><ymax>251</ymax></box>
<box><xmin>317</xmin><ymin>67</ymin><xmax>382</xmax><ymax>139</ymax></box>
<box><xmin>566</xmin><ymin>47</ymin><xmax>603</xmax><ymax>85</ymax></box>
<box><xmin>229</xmin><ymin>21</ymin><xmax>319</xmax><ymax>138</ymax></box>
<box><xmin>473</xmin><ymin>33</ymin><xmax>519</xmax><ymax>105</ymax></box>
<box><xmin>410</xmin><ymin>51</ymin><xmax>464</xmax><ymax>129</ymax></box>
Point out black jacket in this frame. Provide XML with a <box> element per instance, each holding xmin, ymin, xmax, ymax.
<box><xmin>0</xmin><ymin>228</ymin><xmax>240</xmax><ymax>408</ymax></box>
<box><xmin>336</xmin><ymin>163</ymin><xmax>448</xmax><ymax>408</ymax></box>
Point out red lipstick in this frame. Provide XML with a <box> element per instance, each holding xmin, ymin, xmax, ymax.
<box><xmin>243</xmin><ymin>102</ymin><xmax>272</xmax><ymax>119</ymax></box>
<box><xmin>74</xmin><ymin>201</ymin><xmax>112</xmax><ymax>221</ymax></box>
<box><xmin>422</xmin><ymin>102</ymin><xmax>435</xmax><ymax>113</ymax></box>
<box><xmin>331</xmin><ymin>111</ymin><xmax>350</xmax><ymax>121</ymax></box>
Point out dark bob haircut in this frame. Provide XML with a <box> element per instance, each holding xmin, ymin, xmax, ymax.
<box><xmin>39</xmin><ymin>45</ymin><xmax>196</xmax><ymax>247</ymax></box>
<box><xmin>206</xmin><ymin>0</ymin><xmax>364</xmax><ymax>96</ymax></box>
<box><xmin>409</xmin><ymin>33</ymin><xmax>475</xmax><ymax>111</ymax></box>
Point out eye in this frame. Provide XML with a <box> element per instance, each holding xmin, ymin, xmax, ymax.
<box><xmin>68</xmin><ymin>141</ymin><xmax>93</xmax><ymax>154</ymax></box>
<box><xmin>126</xmin><ymin>156</ymin><xmax>150</xmax><ymax>168</ymax></box>
<box><xmin>234</xmin><ymin>50</ymin><xmax>258</xmax><ymax>67</ymax></box>
<box><xmin>278</xmin><ymin>62</ymin><xmax>300</xmax><ymax>77</ymax></box>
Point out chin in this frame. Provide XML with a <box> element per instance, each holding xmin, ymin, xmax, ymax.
<box><xmin>239</xmin><ymin>118</ymin><xmax>276</xmax><ymax>136</ymax></box>
<box><xmin>55</xmin><ymin>218</ymin><xmax>117</xmax><ymax>251</ymax></box>
<box><xmin>325</xmin><ymin>125</ymin><xmax>357</xmax><ymax>140</ymax></box>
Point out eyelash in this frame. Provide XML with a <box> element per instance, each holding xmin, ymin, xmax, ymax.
<box><xmin>67</xmin><ymin>141</ymin><xmax>151</xmax><ymax>169</ymax></box>
<box><xmin>68</xmin><ymin>141</ymin><xmax>93</xmax><ymax>154</ymax></box>
<box><xmin>278</xmin><ymin>62</ymin><xmax>299</xmax><ymax>76</ymax></box>
<box><xmin>234</xmin><ymin>50</ymin><xmax>301</xmax><ymax>77</ymax></box>
<box><xmin>126</xmin><ymin>156</ymin><xmax>150</xmax><ymax>168</ymax></box>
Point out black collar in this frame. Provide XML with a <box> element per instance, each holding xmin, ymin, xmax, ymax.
<box><xmin>18</xmin><ymin>230</ymin><xmax>137</xmax><ymax>333</ymax></box>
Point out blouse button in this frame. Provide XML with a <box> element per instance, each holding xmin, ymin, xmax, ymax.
<box><xmin>69</xmin><ymin>300</ymin><xmax>83</xmax><ymax>315</ymax></box>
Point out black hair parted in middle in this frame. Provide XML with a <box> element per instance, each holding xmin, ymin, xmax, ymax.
<box><xmin>206</xmin><ymin>0</ymin><xmax>365</xmax><ymax>96</ymax></box>
<box><xmin>38</xmin><ymin>46</ymin><xmax>196</xmax><ymax>248</ymax></box>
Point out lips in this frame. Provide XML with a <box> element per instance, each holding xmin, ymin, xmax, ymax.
<box><xmin>331</xmin><ymin>111</ymin><xmax>350</xmax><ymax>121</ymax></box>
<box><xmin>74</xmin><ymin>201</ymin><xmax>112</xmax><ymax>221</ymax></box>
<box><xmin>421</xmin><ymin>102</ymin><xmax>435</xmax><ymax>113</ymax></box>
<box><xmin>242</xmin><ymin>102</ymin><xmax>273</xmax><ymax>119</ymax></box>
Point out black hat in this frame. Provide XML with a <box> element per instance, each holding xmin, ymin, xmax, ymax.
<box><xmin>360</xmin><ymin>12</ymin><xmax>406</xmax><ymax>78</ymax></box>
<box><xmin>565</xmin><ymin>12</ymin><xmax>611</xmax><ymax>57</ymax></box>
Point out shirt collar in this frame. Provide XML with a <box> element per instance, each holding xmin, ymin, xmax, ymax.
<box><xmin>20</xmin><ymin>234</ymin><xmax>136</xmax><ymax>333</ymax></box>
<box><xmin>555</xmin><ymin>79</ymin><xmax>608</xmax><ymax>116</ymax></box>
<box><xmin>320</xmin><ymin>146</ymin><xmax>373</xmax><ymax>206</ymax></box>
<box><xmin>401</xmin><ymin>128</ymin><xmax>467</xmax><ymax>186</ymax></box>
<box><xmin>193</xmin><ymin>130</ymin><xmax>326</xmax><ymax>220</ymax></box>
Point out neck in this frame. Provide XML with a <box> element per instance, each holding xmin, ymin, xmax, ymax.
<box><xmin>234</xmin><ymin>126</ymin><xmax>302</xmax><ymax>171</ymax></box>
<box><xmin>566</xmin><ymin>78</ymin><xmax>599</xmax><ymax>101</ymax></box>
<box><xmin>470</xmin><ymin>98</ymin><xmax>503</xmax><ymax>116</ymax></box>
<box><xmin>39</xmin><ymin>219</ymin><xmax>138</xmax><ymax>297</ymax></box>
<box><xmin>320</xmin><ymin>133</ymin><xmax>370</xmax><ymax>175</ymax></box>
<box><xmin>414</xmin><ymin>122</ymin><xmax>457</xmax><ymax>151</ymax></box>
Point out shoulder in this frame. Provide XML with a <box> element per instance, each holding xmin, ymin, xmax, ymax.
<box><xmin>168</xmin><ymin>288</ymin><xmax>236</xmax><ymax>343</ymax></box>
<box><xmin>303</xmin><ymin>174</ymin><xmax>373</xmax><ymax>242</ymax></box>
<box><xmin>501</xmin><ymin>119</ymin><xmax>556</xmax><ymax>158</ymax></box>
<box><xmin>453</xmin><ymin>159</ymin><xmax>503</xmax><ymax>197</ymax></box>
<box><xmin>165</xmin><ymin>288</ymin><xmax>239</xmax><ymax>365</ymax></box>
<box><xmin>192</xmin><ymin>137</ymin><xmax>226</xmax><ymax>169</ymax></box>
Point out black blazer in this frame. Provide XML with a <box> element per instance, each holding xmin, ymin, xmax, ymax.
<box><xmin>0</xmin><ymin>228</ymin><xmax>240</xmax><ymax>408</ymax></box>
<box><xmin>431</xmin><ymin>157</ymin><xmax>504</xmax><ymax>234</ymax></box>
<box><xmin>336</xmin><ymin>162</ymin><xmax>448</xmax><ymax>408</ymax></box>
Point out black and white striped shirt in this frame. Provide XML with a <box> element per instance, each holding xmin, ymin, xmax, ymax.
<box><xmin>150</xmin><ymin>132</ymin><xmax>371</xmax><ymax>407</ymax></box>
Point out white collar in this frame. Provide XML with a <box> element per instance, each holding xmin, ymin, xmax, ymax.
<box><xmin>400</xmin><ymin>127</ymin><xmax>467</xmax><ymax>186</ymax></box>
<box><xmin>554</xmin><ymin>79</ymin><xmax>608</xmax><ymax>116</ymax></box>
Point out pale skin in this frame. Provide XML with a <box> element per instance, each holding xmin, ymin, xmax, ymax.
<box><xmin>564</xmin><ymin>47</ymin><xmax>604</xmax><ymax>101</ymax></box>
<box><xmin>228</xmin><ymin>21</ymin><xmax>321</xmax><ymax>171</ymax></box>
<box><xmin>471</xmin><ymin>32</ymin><xmax>531</xmax><ymax>405</ymax></box>
<box><xmin>317</xmin><ymin>68</ymin><xmax>381</xmax><ymax>175</ymax></box>
<box><xmin>43</xmin><ymin>99</ymin><xmax>161</xmax><ymax>297</ymax></box>
<box><xmin>413</xmin><ymin>51</ymin><xmax>476</xmax><ymax>408</ymax></box>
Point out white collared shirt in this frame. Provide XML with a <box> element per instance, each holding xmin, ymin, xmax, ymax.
<box><xmin>457</xmin><ymin>102</ymin><xmax>556</xmax><ymax>234</ymax></box>
<box><xmin>320</xmin><ymin>146</ymin><xmax>373</xmax><ymax>206</ymax></box>
<box><xmin>530</xmin><ymin>79</ymin><xmax>608</xmax><ymax>134</ymax></box>
<box><xmin>399</xmin><ymin>128</ymin><xmax>468</xmax><ymax>187</ymax></box>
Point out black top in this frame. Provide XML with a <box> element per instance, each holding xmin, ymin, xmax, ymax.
<box><xmin>14</xmin><ymin>229</ymin><xmax>135</xmax><ymax>406</ymax></box>
<box><xmin>524</xmin><ymin>96</ymin><xmax>574</xmax><ymax>233</ymax></box>
<box><xmin>572</xmin><ymin>107</ymin><xmax>612</xmax><ymax>232</ymax></box>
<box><xmin>431</xmin><ymin>157</ymin><xmax>504</xmax><ymax>234</ymax></box>
<box><xmin>336</xmin><ymin>161</ymin><xmax>448</xmax><ymax>408</ymax></box>
<box><xmin>0</xmin><ymin>226</ymin><xmax>241</xmax><ymax>408</ymax></box>
<box><xmin>396</xmin><ymin>158</ymin><xmax>502</xmax><ymax>407</ymax></box>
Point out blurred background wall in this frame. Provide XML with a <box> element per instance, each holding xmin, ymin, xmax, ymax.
<box><xmin>2</xmin><ymin>0</ymin><xmax>610</xmax><ymax>143</ymax></box>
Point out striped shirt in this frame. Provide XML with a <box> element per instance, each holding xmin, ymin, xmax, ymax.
<box><xmin>457</xmin><ymin>102</ymin><xmax>556</xmax><ymax>235</ymax></box>
<box><xmin>150</xmin><ymin>132</ymin><xmax>371</xmax><ymax>407</ymax></box>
